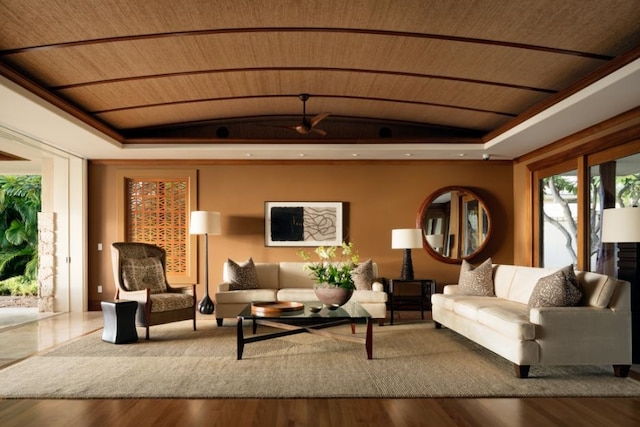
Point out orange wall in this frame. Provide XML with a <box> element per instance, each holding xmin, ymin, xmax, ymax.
<box><xmin>88</xmin><ymin>160</ymin><xmax>514</xmax><ymax>309</ymax></box>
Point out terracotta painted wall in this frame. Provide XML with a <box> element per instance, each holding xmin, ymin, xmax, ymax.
<box><xmin>88</xmin><ymin>160</ymin><xmax>514</xmax><ymax>309</ymax></box>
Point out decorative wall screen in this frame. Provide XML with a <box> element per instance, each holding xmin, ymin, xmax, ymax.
<box><xmin>126</xmin><ymin>178</ymin><xmax>188</xmax><ymax>274</ymax></box>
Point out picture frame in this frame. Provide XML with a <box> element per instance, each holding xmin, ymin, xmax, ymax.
<box><xmin>265</xmin><ymin>201</ymin><xmax>343</xmax><ymax>247</ymax></box>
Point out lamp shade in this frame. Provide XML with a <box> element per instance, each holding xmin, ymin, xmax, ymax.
<box><xmin>601</xmin><ymin>207</ymin><xmax>640</xmax><ymax>243</ymax></box>
<box><xmin>426</xmin><ymin>234</ymin><xmax>444</xmax><ymax>249</ymax></box>
<box><xmin>189</xmin><ymin>211</ymin><xmax>221</xmax><ymax>235</ymax></box>
<box><xmin>391</xmin><ymin>228</ymin><xmax>423</xmax><ymax>249</ymax></box>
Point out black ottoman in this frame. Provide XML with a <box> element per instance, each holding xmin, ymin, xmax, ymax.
<box><xmin>101</xmin><ymin>299</ymin><xmax>138</xmax><ymax>344</ymax></box>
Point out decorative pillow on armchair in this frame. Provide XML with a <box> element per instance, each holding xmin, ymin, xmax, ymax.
<box><xmin>458</xmin><ymin>258</ymin><xmax>494</xmax><ymax>296</ymax></box>
<box><xmin>227</xmin><ymin>258</ymin><xmax>260</xmax><ymax>290</ymax></box>
<box><xmin>122</xmin><ymin>256</ymin><xmax>167</xmax><ymax>294</ymax></box>
<box><xmin>352</xmin><ymin>258</ymin><xmax>375</xmax><ymax>290</ymax></box>
<box><xmin>528</xmin><ymin>264</ymin><xmax>583</xmax><ymax>309</ymax></box>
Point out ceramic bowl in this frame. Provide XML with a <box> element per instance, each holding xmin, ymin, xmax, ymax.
<box><xmin>308</xmin><ymin>306</ymin><xmax>322</xmax><ymax>313</ymax></box>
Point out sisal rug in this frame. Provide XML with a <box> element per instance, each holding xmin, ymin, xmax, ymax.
<box><xmin>1</xmin><ymin>319</ymin><xmax>639</xmax><ymax>399</ymax></box>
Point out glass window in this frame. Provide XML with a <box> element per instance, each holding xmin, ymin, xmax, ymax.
<box><xmin>589</xmin><ymin>153</ymin><xmax>640</xmax><ymax>273</ymax></box>
<box><xmin>540</xmin><ymin>170</ymin><xmax>578</xmax><ymax>268</ymax></box>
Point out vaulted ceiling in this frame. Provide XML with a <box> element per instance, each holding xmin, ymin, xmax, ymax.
<box><xmin>1</xmin><ymin>0</ymin><xmax>640</xmax><ymax>160</ymax></box>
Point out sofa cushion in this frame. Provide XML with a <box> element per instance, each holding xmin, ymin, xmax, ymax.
<box><xmin>458</xmin><ymin>258</ymin><xmax>494</xmax><ymax>296</ymax></box>
<box><xmin>352</xmin><ymin>259</ymin><xmax>375</xmax><ymax>290</ymax></box>
<box><xmin>215</xmin><ymin>288</ymin><xmax>278</xmax><ymax>304</ymax></box>
<box><xmin>279</xmin><ymin>262</ymin><xmax>318</xmax><ymax>289</ymax></box>
<box><xmin>121</xmin><ymin>256</ymin><xmax>167</xmax><ymax>294</ymax></box>
<box><xmin>528</xmin><ymin>265</ymin><xmax>583</xmax><ymax>309</ymax></box>
<box><xmin>477</xmin><ymin>304</ymin><xmax>535</xmax><ymax>341</ymax></box>
<box><xmin>276</xmin><ymin>288</ymin><xmax>318</xmax><ymax>302</ymax></box>
<box><xmin>226</xmin><ymin>258</ymin><xmax>260</xmax><ymax>290</ymax></box>
<box><xmin>577</xmin><ymin>271</ymin><xmax>618</xmax><ymax>308</ymax></box>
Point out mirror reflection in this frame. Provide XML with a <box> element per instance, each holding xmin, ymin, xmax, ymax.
<box><xmin>417</xmin><ymin>186</ymin><xmax>491</xmax><ymax>263</ymax></box>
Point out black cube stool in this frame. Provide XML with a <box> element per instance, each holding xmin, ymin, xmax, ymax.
<box><xmin>101</xmin><ymin>299</ymin><xmax>138</xmax><ymax>344</ymax></box>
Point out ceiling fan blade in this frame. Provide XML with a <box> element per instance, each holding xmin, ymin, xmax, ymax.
<box><xmin>310</xmin><ymin>128</ymin><xmax>327</xmax><ymax>136</ymax></box>
<box><xmin>310</xmin><ymin>112</ymin><xmax>330</xmax><ymax>128</ymax></box>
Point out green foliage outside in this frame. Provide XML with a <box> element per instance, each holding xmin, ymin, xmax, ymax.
<box><xmin>0</xmin><ymin>175</ymin><xmax>41</xmax><ymax>296</ymax></box>
<box><xmin>0</xmin><ymin>276</ymin><xmax>38</xmax><ymax>296</ymax></box>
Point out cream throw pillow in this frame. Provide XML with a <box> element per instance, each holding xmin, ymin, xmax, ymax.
<box><xmin>227</xmin><ymin>258</ymin><xmax>260</xmax><ymax>290</ymax></box>
<box><xmin>458</xmin><ymin>258</ymin><xmax>494</xmax><ymax>296</ymax></box>
<box><xmin>528</xmin><ymin>264</ymin><xmax>583</xmax><ymax>309</ymax></box>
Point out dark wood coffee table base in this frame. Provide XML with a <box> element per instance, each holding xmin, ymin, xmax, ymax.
<box><xmin>236</xmin><ymin>317</ymin><xmax>373</xmax><ymax>360</ymax></box>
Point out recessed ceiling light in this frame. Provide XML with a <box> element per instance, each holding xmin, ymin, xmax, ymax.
<box><xmin>405</xmin><ymin>153</ymin><xmax>413</xmax><ymax>157</ymax></box>
<box><xmin>245</xmin><ymin>153</ymin><xmax>253</xmax><ymax>157</ymax></box>
<box><xmin>352</xmin><ymin>153</ymin><xmax>359</xmax><ymax>157</ymax></box>
<box><xmin>458</xmin><ymin>153</ymin><xmax>465</xmax><ymax>157</ymax></box>
<box><xmin>299</xmin><ymin>153</ymin><xmax>306</xmax><ymax>157</ymax></box>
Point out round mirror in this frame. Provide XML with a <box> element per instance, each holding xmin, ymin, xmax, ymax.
<box><xmin>416</xmin><ymin>186</ymin><xmax>492</xmax><ymax>264</ymax></box>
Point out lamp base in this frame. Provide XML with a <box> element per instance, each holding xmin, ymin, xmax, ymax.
<box><xmin>400</xmin><ymin>248</ymin><xmax>415</xmax><ymax>280</ymax></box>
<box><xmin>198</xmin><ymin>294</ymin><xmax>215</xmax><ymax>314</ymax></box>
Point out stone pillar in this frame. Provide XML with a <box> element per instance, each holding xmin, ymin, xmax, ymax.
<box><xmin>38</xmin><ymin>212</ymin><xmax>55</xmax><ymax>312</ymax></box>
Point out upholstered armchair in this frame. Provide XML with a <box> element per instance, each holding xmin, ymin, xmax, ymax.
<box><xmin>111</xmin><ymin>242</ymin><xmax>197</xmax><ymax>339</ymax></box>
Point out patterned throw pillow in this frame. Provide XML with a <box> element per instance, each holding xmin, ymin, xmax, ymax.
<box><xmin>528</xmin><ymin>265</ymin><xmax>583</xmax><ymax>309</ymax></box>
<box><xmin>121</xmin><ymin>256</ymin><xmax>167</xmax><ymax>294</ymax></box>
<box><xmin>352</xmin><ymin>259</ymin><xmax>375</xmax><ymax>290</ymax></box>
<box><xmin>458</xmin><ymin>258</ymin><xmax>494</xmax><ymax>296</ymax></box>
<box><xmin>227</xmin><ymin>258</ymin><xmax>260</xmax><ymax>290</ymax></box>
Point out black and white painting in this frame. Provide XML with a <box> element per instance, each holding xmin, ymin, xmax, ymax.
<box><xmin>265</xmin><ymin>202</ymin><xmax>343</xmax><ymax>246</ymax></box>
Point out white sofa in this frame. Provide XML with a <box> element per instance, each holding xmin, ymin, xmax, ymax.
<box><xmin>431</xmin><ymin>264</ymin><xmax>632</xmax><ymax>378</ymax></box>
<box><xmin>214</xmin><ymin>261</ymin><xmax>388</xmax><ymax>326</ymax></box>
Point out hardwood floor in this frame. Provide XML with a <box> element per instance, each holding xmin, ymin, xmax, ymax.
<box><xmin>1</xmin><ymin>309</ymin><xmax>639</xmax><ymax>427</ymax></box>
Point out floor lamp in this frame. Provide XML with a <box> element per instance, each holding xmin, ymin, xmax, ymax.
<box><xmin>190</xmin><ymin>211</ymin><xmax>221</xmax><ymax>315</ymax></box>
<box><xmin>601</xmin><ymin>207</ymin><xmax>640</xmax><ymax>363</ymax></box>
<box><xmin>391</xmin><ymin>228</ymin><xmax>423</xmax><ymax>280</ymax></box>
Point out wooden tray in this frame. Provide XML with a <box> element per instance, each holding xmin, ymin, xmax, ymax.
<box><xmin>251</xmin><ymin>301</ymin><xmax>304</xmax><ymax>314</ymax></box>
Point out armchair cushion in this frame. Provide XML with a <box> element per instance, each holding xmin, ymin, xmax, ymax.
<box><xmin>149</xmin><ymin>293</ymin><xmax>194</xmax><ymax>313</ymax></box>
<box><xmin>352</xmin><ymin>259</ymin><xmax>375</xmax><ymax>291</ymax></box>
<box><xmin>227</xmin><ymin>257</ymin><xmax>260</xmax><ymax>290</ymax></box>
<box><xmin>121</xmin><ymin>256</ymin><xmax>167</xmax><ymax>294</ymax></box>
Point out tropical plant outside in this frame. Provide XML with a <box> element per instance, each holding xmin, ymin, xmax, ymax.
<box><xmin>0</xmin><ymin>175</ymin><xmax>40</xmax><ymax>296</ymax></box>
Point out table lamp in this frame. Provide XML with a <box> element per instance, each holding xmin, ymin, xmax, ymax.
<box><xmin>392</xmin><ymin>228</ymin><xmax>423</xmax><ymax>280</ymax></box>
<box><xmin>190</xmin><ymin>211</ymin><xmax>221</xmax><ymax>314</ymax></box>
<box><xmin>426</xmin><ymin>234</ymin><xmax>444</xmax><ymax>253</ymax></box>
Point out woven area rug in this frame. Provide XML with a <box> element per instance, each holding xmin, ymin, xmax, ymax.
<box><xmin>1</xmin><ymin>319</ymin><xmax>639</xmax><ymax>399</ymax></box>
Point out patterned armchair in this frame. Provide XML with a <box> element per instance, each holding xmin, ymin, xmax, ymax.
<box><xmin>111</xmin><ymin>242</ymin><xmax>196</xmax><ymax>339</ymax></box>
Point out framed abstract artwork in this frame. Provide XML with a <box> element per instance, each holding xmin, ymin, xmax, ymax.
<box><xmin>265</xmin><ymin>202</ymin><xmax>343</xmax><ymax>247</ymax></box>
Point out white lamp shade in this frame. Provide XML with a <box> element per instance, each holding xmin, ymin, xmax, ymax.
<box><xmin>189</xmin><ymin>211</ymin><xmax>221</xmax><ymax>235</ymax></box>
<box><xmin>426</xmin><ymin>234</ymin><xmax>444</xmax><ymax>249</ymax></box>
<box><xmin>391</xmin><ymin>228</ymin><xmax>423</xmax><ymax>249</ymax></box>
<box><xmin>601</xmin><ymin>207</ymin><xmax>640</xmax><ymax>243</ymax></box>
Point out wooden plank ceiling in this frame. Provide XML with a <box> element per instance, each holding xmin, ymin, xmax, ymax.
<box><xmin>1</xmin><ymin>0</ymin><xmax>639</xmax><ymax>147</ymax></box>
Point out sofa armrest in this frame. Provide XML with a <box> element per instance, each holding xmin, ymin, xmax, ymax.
<box><xmin>529</xmin><ymin>306</ymin><xmax>632</xmax><ymax>363</ymax></box>
<box><xmin>217</xmin><ymin>282</ymin><xmax>231</xmax><ymax>292</ymax></box>
<box><xmin>372</xmin><ymin>281</ymin><xmax>384</xmax><ymax>292</ymax></box>
<box><xmin>443</xmin><ymin>284</ymin><xmax>460</xmax><ymax>295</ymax></box>
<box><xmin>530</xmin><ymin>306</ymin><xmax>631</xmax><ymax>340</ymax></box>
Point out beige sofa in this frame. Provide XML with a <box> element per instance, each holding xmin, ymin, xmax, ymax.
<box><xmin>431</xmin><ymin>264</ymin><xmax>632</xmax><ymax>378</ymax></box>
<box><xmin>215</xmin><ymin>261</ymin><xmax>388</xmax><ymax>326</ymax></box>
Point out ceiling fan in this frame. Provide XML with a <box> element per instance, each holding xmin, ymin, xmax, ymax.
<box><xmin>287</xmin><ymin>93</ymin><xmax>330</xmax><ymax>136</ymax></box>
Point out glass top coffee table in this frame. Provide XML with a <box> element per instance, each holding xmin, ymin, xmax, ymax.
<box><xmin>236</xmin><ymin>300</ymin><xmax>373</xmax><ymax>360</ymax></box>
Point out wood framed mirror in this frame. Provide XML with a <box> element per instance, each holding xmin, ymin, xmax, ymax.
<box><xmin>416</xmin><ymin>186</ymin><xmax>492</xmax><ymax>264</ymax></box>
